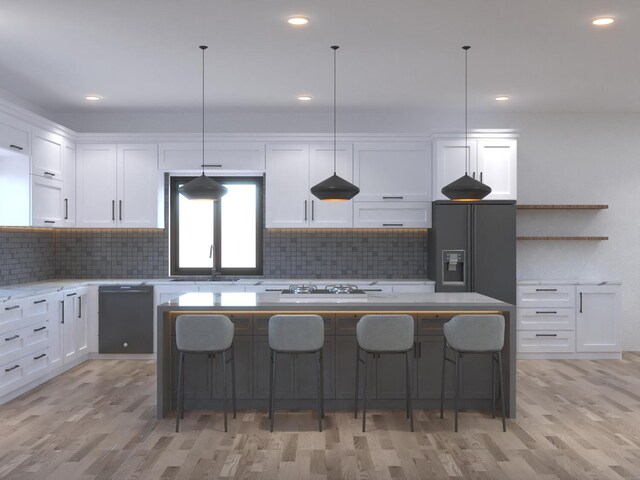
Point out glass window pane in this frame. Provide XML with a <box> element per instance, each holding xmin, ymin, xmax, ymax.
<box><xmin>220</xmin><ymin>184</ymin><xmax>257</xmax><ymax>269</ymax></box>
<box><xmin>177</xmin><ymin>189</ymin><xmax>214</xmax><ymax>269</ymax></box>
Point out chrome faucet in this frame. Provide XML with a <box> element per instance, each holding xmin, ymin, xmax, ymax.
<box><xmin>209</xmin><ymin>243</ymin><xmax>220</xmax><ymax>279</ymax></box>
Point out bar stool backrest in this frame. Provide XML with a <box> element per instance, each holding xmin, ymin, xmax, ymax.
<box><xmin>443</xmin><ymin>314</ymin><xmax>505</xmax><ymax>352</ymax></box>
<box><xmin>269</xmin><ymin>314</ymin><xmax>325</xmax><ymax>352</ymax></box>
<box><xmin>176</xmin><ymin>314</ymin><xmax>234</xmax><ymax>352</ymax></box>
<box><xmin>357</xmin><ymin>314</ymin><xmax>414</xmax><ymax>352</ymax></box>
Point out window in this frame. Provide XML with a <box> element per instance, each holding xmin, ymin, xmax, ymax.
<box><xmin>170</xmin><ymin>176</ymin><xmax>263</xmax><ymax>276</ymax></box>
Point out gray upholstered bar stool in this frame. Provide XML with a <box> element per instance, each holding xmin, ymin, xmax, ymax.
<box><xmin>440</xmin><ymin>314</ymin><xmax>506</xmax><ymax>432</ymax></box>
<box><xmin>268</xmin><ymin>314</ymin><xmax>325</xmax><ymax>432</ymax></box>
<box><xmin>354</xmin><ymin>314</ymin><xmax>415</xmax><ymax>432</ymax></box>
<box><xmin>175</xmin><ymin>314</ymin><xmax>236</xmax><ymax>433</ymax></box>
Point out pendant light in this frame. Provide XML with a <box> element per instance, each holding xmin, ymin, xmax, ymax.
<box><xmin>178</xmin><ymin>46</ymin><xmax>228</xmax><ymax>201</ymax></box>
<box><xmin>441</xmin><ymin>46</ymin><xmax>492</xmax><ymax>202</ymax></box>
<box><xmin>311</xmin><ymin>46</ymin><xmax>360</xmax><ymax>201</ymax></box>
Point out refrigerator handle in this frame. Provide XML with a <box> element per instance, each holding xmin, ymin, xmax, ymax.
<box><xmin>468</xmin><ymin>205</ymin><xmax>474</xmax><ymax>292</ymax></box>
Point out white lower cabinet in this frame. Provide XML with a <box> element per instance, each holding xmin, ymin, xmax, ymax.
<box><xmin>517</xmin><ymin>282</ymin><xmax>621</xmax><ymax>358</ymax></box>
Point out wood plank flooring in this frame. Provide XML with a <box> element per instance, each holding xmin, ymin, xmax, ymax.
<box><xmin>1</xmin><ymin>354</ymin><xmax>640</xmax><ymax>479</ymax></box>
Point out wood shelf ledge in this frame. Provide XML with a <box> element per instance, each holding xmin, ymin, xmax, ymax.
<box><xmin>517</xmin><ymin>236</ymin><xmax>609</xmax><ymax>241</ymax></box>
<box><xmin>517</xmin><ymin>204</ymin><xmax>608</xmax><ymax>210</ymax></box>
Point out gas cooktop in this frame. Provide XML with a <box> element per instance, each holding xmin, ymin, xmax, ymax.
<box><xmin>280</xmin><ymin>284</ymin><xmax>367</xmax><ymax>297</ymax></box>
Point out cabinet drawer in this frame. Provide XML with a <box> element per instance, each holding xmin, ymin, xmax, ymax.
<box><xmin>254</xmin><ymin>314</ymin><xmax>335</xmax><ymax>335</ymax></box>
<box><xmin>0</xmin><ymin>357</ymin><xmax>25</xmax><ymax>394</ymax></box>
<box><xmin>0</xmin><ymin>117</ymin><xmax>30</xmax><ymax>155</ymax></box>
<box><xmin>517</xmin><ymin>285</ymin><xmax>575</xmax><ymax>308</ymax></box>
<box><xmin>1</xmin><ymin>320</ymin><xmax>51</xmax><ymax>366</ymax></box>
<box><xmin>0</xmin><ymin>301</ymin><xmax>26</xmax><ymax>335</ymax></box>
<box><xmin>23</xmin><ymin>348</ymin><xmax>50</xmax><ymax>380</ymax></box>
<box><xmin>517</xmin><ymin>330</ymin><xmax>575</xmax><ymax>353</ymax></box>
<box><xmin>417</xmin><ymin>313</ymin><xmax>454</xmax><ymax>335</ymax></box>
<box><xmin>517</xmin><ymin>308</ymin><xmax>575</xmax><ymax>331</ymax></box>
<box><xmin>0</xmin><ymin>329</ymin><xmax>26</xmax><ymax>365</ymax></box>
<box><xmin>353</xmin><ymin>201</ymin><xmax>431</xmax><ymax>228</ymax></box>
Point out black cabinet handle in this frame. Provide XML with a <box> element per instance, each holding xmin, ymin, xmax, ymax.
<box><xmin>61</xmin><ymin>300</ymin><xmax>64</xmax><ymax>324</ymax></box>
<box><xmin>64</xmin><ymin>198</ymin><xmax>68</xmax><ymax>220</ymax></box>
<box><xmin>33</xmin><ymin>299</ymin><xmax>46</xmax><ymax>304</ymax></box>
<box><xmin>480</xmin><ymin>171</ymin><xmax>483</xmax><ymax>182</ymax></box>
<box><xmin>535</xmin><ymin>288</ymin><xmax>557</xmax><ymax>292</ymax></box>
<box><xmin>304</xmin><ymin>200</ymin><xmax>307</xmax><ymax>221</ymax></box>
<box><xmin>418</xmin><ymin>341</ymin><xmax>422</xmax><ymax>358</ymax></box>
<box><xmin>66</xmin><ymin>292</ymin><xmax>77</xmax><ymax>297</ymax></box>
<box><xmin>382</xmin><ymin>196</ymin><xmax>403</xmax><ymax>200</ymax></box>
<box><xmin>44</xmin><ymin>171</ymin><xmax>55</xmax><ymax>177</ymax></box>
<box><xmin>33</xmin><ymin>326</ymin><xmax>47</xmax><ymax>332</ymax></box>
<box><xmin>112</xmin><ymin>200</ymin><xmax>115</xmax><ymax>221</ymax></box>
<box><xmin>34</xmin><ymin>353</ymin><xmax>47</xmax><ymax>360</ymax></box>
<box><xmin>78</xmin><ymin>297</ymin><xmax>82</xmax><ymax>318</ymax></box>
<box><xmin>311</xmin><ymin>200</ymin><xmax>314</xmax><ymax>221</ymax></box>
<box><xmin>119</xmin><ymin>200</ymin><xmax>122</xmax><ymax>221</ymax></box>
<box><xmin>579</xmin><ymin>292</ymin><xmax>583</xmax><ymax>313</ymax></box>
<box><xmin>4</xmin><ymin>334</ymin><xmax>19</xmax><ymax>342</ymax></box>
<box><xmin>265</xmin><ymin>289</ymin><xmax>282</xmax><ymax>292</ymax></box>
<box><xmin>4</xmin><ymin>305</ymin><xmax>19</xmax><ymax>311</ymax></box>
<box><xmin>202</xmin><ymin>164</ymin><xmax>222</xmax><ymax>168</ymax></box>
<box><xmin>535</xmin><ymin>334</ymin><xmax>558</xmax><ymax>337</ymax></box>
<box><xmin>5</xmin><ymin>365</ymin><xmax>19</xmax><ymax>372</ymax></box>
<box><xmin>362</xmin><ymin>289</ymin><xmax>382</xmax><ymax>292</ymax></box>
<box><xmin>383</xmin><ymin>223</ymin><xmax>403</xmax><ymax>227</ymax></box>
<box><xmin>535</xmin><ymin>311</ymin><xmax>557</xmax><ymax>314</ymax></box>
<box><xmin>44</xmin><ymin>220</ymin><xmax>55</xmax><ymax>224</ymax></box>
<box><xmin>9</xmin><ymin>144</ymin><xmax>23</xmax><ymax>151</ymax></box>
<box><xmin>413</xmin><ymin>341</ymin><xmax>417</xmax><ymax>358</ymax></box>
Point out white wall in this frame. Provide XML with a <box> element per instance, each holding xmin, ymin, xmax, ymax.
<box><xmin>52</xmin><ymin>109</ymin><xmax>640</xmax><ymax>350</ymax></box>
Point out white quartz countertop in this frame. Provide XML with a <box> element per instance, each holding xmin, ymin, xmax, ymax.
<box><xmin>517</xmin><ymin>279</ymin><xmax>622</xmax><ymax>285</ymax></box>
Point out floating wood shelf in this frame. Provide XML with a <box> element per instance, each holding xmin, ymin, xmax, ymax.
<box><xmin>517</xmin><ymin>236</ymin><xmax>609</xmax><ymax>241</ymax></box>
<box><xmin>517</xmin><ymin>204</ymin><xmax>608</xmax><ymax>210</ymax></box>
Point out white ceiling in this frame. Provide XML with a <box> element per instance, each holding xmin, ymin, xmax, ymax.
<box><xmin>0</xmin><ymin>0</ymin><xmax>638</xmax><ymax>114</ymax></box>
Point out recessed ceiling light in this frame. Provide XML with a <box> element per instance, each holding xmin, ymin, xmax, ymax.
<box><xmin>495</xmin><ymin>95</ymin><xmax>510</xmax><ymax>101</ymax></box>
<box><xmin>297</xmin><ymin>95</ymin><xmax>312</xmax><ymax>101</ymax></box>
<box><xmin>85</xmin><ymin>95</ymin><xmax>102</xmax><ymax>101</ymax></box>
<box><xmin>288</xmin><ymin>16</ymin><xmax>309</xmax><ymax>26</ymax></box>
<box><xmin>592</xmin><ymin>17</ymin><xmax>615</xmax><ymax>26</ymax></box>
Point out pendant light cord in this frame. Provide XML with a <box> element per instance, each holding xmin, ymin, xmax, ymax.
<box><xmin>200</xmin><ymin>45</ymin><xmax>207</xmax><ymax>175</ymax></box>
<box><xmin>463</xmin><ymin>45</ymin><xmax>470</xmax><ymax>175</ymax></box>
<box><xmin>332</xmin><ymin>46</ymin><xmax>339</xmax><ymax>175</ymax></box>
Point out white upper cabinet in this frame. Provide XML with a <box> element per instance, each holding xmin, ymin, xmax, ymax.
<box><xmin>353</xmin><ymin>142</ymin><xmax>430</xmax><ymax>202</ymax></box>
<box><xmin>77</xmin><ymin>144</ymin><xmax>161</xmax><ymax>228</ymax></box>
<box><xmin>0</xmin><ymin>112</ymin><xmax>30</xmax><ymax>156</ymax></box>
<box><xmin>266</xmin><ymin>143</ymin><xmax>355</xmax><ymax>228</ymax></box>
<box><xmin>62</xmin><ymin>140</ymin><xmax>75</xmax><ymax>226</ymax></box>
<box><xmin>433</xmin><ymin>138</ymin><xmax>517</xmax><ymax>201</ymax></box>
<box><xmin>158</xmin><ymin>142</ymin><xmax>265</xmax><ymax>171</ymax></box>
<box><xmin>31</xmin><ymin>127</ymin><xmax>64</xmax><ymax>180</ymax></box>
<box><xmin>31</xmin><ymin>175</ymin><xmax>64</xmax><ymax>227</ymax></box>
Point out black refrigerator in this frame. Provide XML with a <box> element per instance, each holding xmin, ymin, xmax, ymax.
<box><xmin>427</xmin><ymin>200</ymin><xmax>516</xmax><ymax>305</ymax></box>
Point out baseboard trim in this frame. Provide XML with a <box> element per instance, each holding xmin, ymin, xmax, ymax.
<box><xmin>89</xmin><ymin>353</ymin><xmax>156</xmax><ymax>360</ymax></box>
<box><xmin>517</xmin><ymin>352</ymin><xmax>622</xmax><ymax>360</ymax></box>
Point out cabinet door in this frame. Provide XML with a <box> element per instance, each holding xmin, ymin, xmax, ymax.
<box><xmin>294</xmin><ymin>337</ymin><xmax>335</xmax><ymax>399</ymax></box>
<box><xmin>117</xmin><ymin>144</ymin><xmax>160</xmax><ymax>228</ymax></box>
<box><xmin>576</xmin><ymin>285</ymin><xmax>621</xmax><ymax>352</ymax></box>
<box><xmin>433</xmin><ymin>140</ymin><xmax>477</xmax><ymax>201</ymax></box>
<box><xmin>31</xmin><ymin>175</ymin><xmax>64</xmax><ymax>227</ymax></box>
<box><xmin>212</xmin><ymin>336</ymin><xmax>253</xmax><ymax>399</ymax></box>
<box><xmin>159</xmin><ymin>142</ymin><xmax>265</xmax><ymax>171</ymax></box>
<box><xmin>62</xmin><ymin>141</ymin><xmax>76</xmax><ymax>226</ymax></box>
<box><xmin>31</xmin><ymin>128</ymin><xmax>64</xmax><ymax>179</ymax></box>
<box><xmin>170</xmin><ymin>341</ymin><xmax>212</xmax><ymax>405</ymax></box>
<box><xmin>265</xmin><ymin>144</ymin><xmax>310</xmax><ymax>228</ymax></box>
<box><xmin>376</xmin><ymin>350</ymin><xmax>415</xmax><ymax>399</ymax></box>
<box><xmin>353</xmin><ymin>201</ymin><xmax>431</xmax><ymax>228</ymax></box>
<box><xmin>334</xmin><ymin>336</ymin><xmax>375</xmax><ymax>399</ymax></box>
<box><xmin>477</xmin><ymin>140</ymin><xmax>517</xmax><ymax>200</ymax></box>
<box><xmin>309</xmin><ymin>144</ymin><xmax>353</xmax><ymax>228</ymax></box>
<box><xmin>62</xmin><ymin>293</ymin><xmax>76</xmax><ymax>363</ymax></box>
<box><xmin>354</xmin><ymin>142</ymin><xmax>430</xmax><ymax>202</ymax></box>
<box><xmin>75</xmin><ymin>292</ymin><xmax>89</xmax><ymax>356</ymax></box>
<box><xmin>0</xmin><ymin>113</ymin><xmax>30</xmax><ymax>155</ymax></box>
<box><xmin>417</xmin><ymin>336</ymin><xmax>454</xmax><ymax>399</ymax></box>
<box><xmin>48</xmin><ymin>296</ymin><xmax>63</xmax><ymax>370</ymax></box>
<box><xmin>253</xmin><ymin>336</ymin><xmax>294</xmax><ymax>399</ymax></box>
<box><xmin>76</xmin><ymin>144</ymin><xmax>118</xmax><ymax>227</ymax></box>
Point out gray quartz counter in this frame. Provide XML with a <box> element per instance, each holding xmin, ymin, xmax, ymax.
<box><xmin>156</xmin><ymin>292</ymin><xmax>515</xmax><ymax>420</ymax></box>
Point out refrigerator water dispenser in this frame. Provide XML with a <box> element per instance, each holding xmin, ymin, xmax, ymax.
<box><xmin>442</xmin><ymin>250</ymin><xmax>465</xmax><ymax>286</ymax></box>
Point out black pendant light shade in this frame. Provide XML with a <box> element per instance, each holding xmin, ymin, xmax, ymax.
<box><xmin>311</xmin><ymin>173</ymin><xmax>360</xmax><ymax>201</ymax></box>
<box><xmin>441</xmin><ymin>45</ymin><xmax>491</xmax><ymax>202</ymax></box>
<box><xmin>311</xmin><ymin>45</ymin><xmax>360</xmax><ymax>201</ymax></box>
<box><xmin>178</xmin><ymin>46</ymin><xmax>228</xmax><ymax>201</ymax></box>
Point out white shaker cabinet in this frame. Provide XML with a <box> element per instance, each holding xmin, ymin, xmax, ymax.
<box><xmin>31</xmin><ymin>127</ymin><xmax>64</xmax><ymax>180</ymax></box>
<box><xmin>576</xmin><ymin>285</ymin><xmax>621</xmax><ymax>353</ymax></box>
<box><xmin>266</xmin><ymin>143</ymin><xmax>354</xmax><ymax>228</ymax></box>
<box><xmin>76</xmin><ymin>144</ymin><xmax>162</xmax><ymax>228</ymax></box>
<box><xmin>0</xmin><ymin>112</ymin><xmax>30</xmax><ymax>156</ymax></box>
<box><xmin>61</xmin><ymin>140</ymin><xmax>76</xmax><ymax>226</ymax></box>
<box><xmin>31</xmin><ymin>175</ymin><xmax>64</xmax><ymax>227</ymax></box>
<box><xmin>158</xmin><ymin>142</ymin><xmax>265</xmax><ymax>171</ymax></box>
<box><xmin>433</xmin><ymin>138</ymin><xmax>517</xmax><ymax>201</ymax></box>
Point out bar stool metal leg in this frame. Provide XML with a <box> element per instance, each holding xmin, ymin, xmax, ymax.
<box><xmin>406</xmin><ymin>351</ymin><xmax>414</xmax><ymax>432</ymax></box>
<box><xmin>454</xmin><ymin>351</ymin><xmax>460</xmax><ymax>432</ymax></box>
<box><xmin>354</xmin><ymin>345</ymin><xmax>360</xmax><ymax>419</ymax></box>
<box><xmin>440</xmin><ymin>338</ymin><xmax>447</xmax><ymax>419</ymax></box>
<box><xmin>222</xmin><ymin>350</ymin><xmax>228</xmax><ymax>432</ymax></box>
<box><xmin>362</xmin><ymin>351</ymin><xmax>368</xmax><ymax>432</ymax></box>
<box><xmin>268</xmin><ymin>349</ymin><xmax>274</xmax><ymax>420</ymax></box>
<box><xmin>176</xmin><ymin>351</ymin><xmax>184</xmax><ymax>432</ymax></box>
<box><xmin>405</xmin><ymin>351</ymin><xmax>410</xmax><ymax>419</ymax></box>
<box><xmin>498</xmin><ymin>351</ymin><xmax>506</xmax><ymax>432</ymax></box>
<box><xmin>231</xmin><ymin>343</ymin><xmax>237</xmax><ymax>419</ymax></box>
<box><xmin>319</xmin><ymin>349</ymin><xmax>325</xmax><ymax>419</ymax></box>
<box><xmin>492</xmin><ymin>352</ymin><xmax>496</xmax><ymax>418</ymax></box>
<box><xmin>270</xmin><ymin>350</ymin><xmax>277</xmax><ymax>432</ymax></box>
<box><xmin>316</xmin><ymin>350</ymin><xmax>322</xmax><ymax>432</ymax></box>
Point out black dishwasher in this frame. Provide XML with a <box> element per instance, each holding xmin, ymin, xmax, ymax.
<box><xmin>98</xmin><ymin>285</ymin><xmax>154</xmax><ymax>353</ymax></box>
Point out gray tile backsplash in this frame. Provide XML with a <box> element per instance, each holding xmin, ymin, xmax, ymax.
<box><xmin>0</xmin><ymin>226</ymin><xmax>428</xmax><ymax>286</ymax></box>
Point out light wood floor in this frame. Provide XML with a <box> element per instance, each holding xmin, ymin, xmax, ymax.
<box><xmin>1</xmin><ymin>355</ymin><xmax>640</xmax><ymax>480</ymax></box>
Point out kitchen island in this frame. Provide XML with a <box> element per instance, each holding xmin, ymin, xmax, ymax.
<box><xmin>156</xmin><ymin>291</ymin><xmax>515</xmax><ymax>419</ymax></box>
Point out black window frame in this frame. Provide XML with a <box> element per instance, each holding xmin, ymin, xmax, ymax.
<box><xmin>170</xmin><ymin>176</ymin><xmax>264</xmax><ymax>276</ymax></box>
